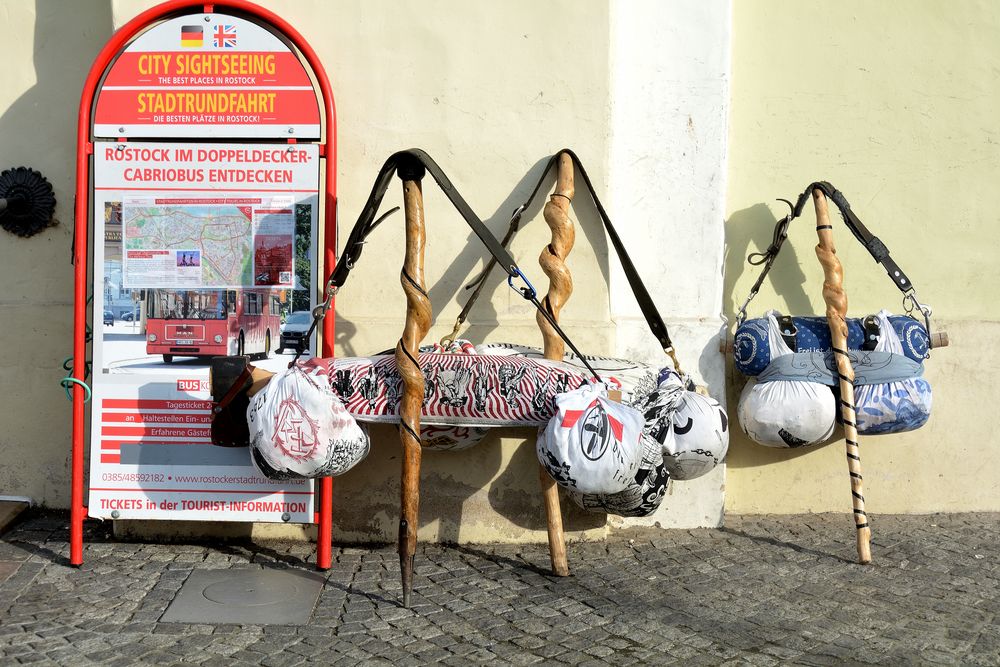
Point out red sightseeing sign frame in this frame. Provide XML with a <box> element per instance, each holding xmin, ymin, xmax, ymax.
<box><xmin>71</xmin><ymin>0</ymin><xmax>338</xmax><ymax>569</ymax></box>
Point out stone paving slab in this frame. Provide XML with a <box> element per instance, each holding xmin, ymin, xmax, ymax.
<box><xmin>0</xmin><ymin>511</ymin><xmax>997</xmax><ymax>665</ymax></box>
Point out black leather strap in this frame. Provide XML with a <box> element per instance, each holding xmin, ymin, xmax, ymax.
<box><xmin>455</xmin><ymin>149</ymin><xmax>675</xmax><ymax>353</ymax></box>
<box><xmin>739</xmin><ymin>182</ymin><xmax>917</xmax><ymax>322</ymax></box>
<box><xmin>330</xmin><ymin>149</ymin><xmax>523</xmax><ymax>290</ymax></box>
<box><xmin>324</xmin><ymin>149</ymin><xmax>602</xmax><ymax>379</ymax></box>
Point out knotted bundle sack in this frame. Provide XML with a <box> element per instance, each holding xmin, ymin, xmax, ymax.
<box><xmin>852</xmin><ymin>311</ymin><xmax>932</xmax><ymax>434</ymax></box>
<box><xmin>559</xmin><ymin>369</ymin><xmax>729</xmax><ymax>516</ymax></box>
<box><xmin>736</xmin><ymin>312</ymin><xmax>838</xmax><ymax>447</ymax></box>
<box><xmin>638</xmin><ymin>368</ymin><xmax>730</xmax><ymax>481</ymax></box>
<box><xmin>537</xmin><ymin>383</ymin><xmax>644</xmax><ymax>495</ymax></box>
<box><xmin>248</xmin><ymin>359</ymin><xmax>370</xmax><ymax>479</ymax></box>
<box><xmin>736</xmin><ymin>310</ymin><xmax>931</xmax><ymax>446</ymax></box>
<box><xmin>565</xmin><ymin>426</ymin><xmax>670</xmax><ymax>517</ymax></box>
<box><xmin>733</xmin><ymin>182</ymin><xmax>937</xmax><ymax>447</ymax></box>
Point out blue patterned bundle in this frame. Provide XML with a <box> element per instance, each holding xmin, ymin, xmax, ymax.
<box><xmin>735</xmin><ymin>311</ymin><xmax>931</xmax><ymax>439</ymax></box>
<box><xmin>734</xmin><ymin>315</ymin><xmax>929</xmax><ymax>376</ymax></box>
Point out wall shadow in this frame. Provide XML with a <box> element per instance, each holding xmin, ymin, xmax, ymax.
<box><xmin>0</xmin><ymin>0</ymin><xmax>114</xmax><ymax>196</ymax></box>
<box><xmin>421</xmin><ymin>153</ymin><xmax>611</xmax><ymax>346</ymax></box>
<box><xmin>723</xmin><ymin>202</ymin><xmax>814</xmax><ymax>322</ymax></box>
<box><xmin>723</xmin><ymin>202</ymin><xmax>836</xmax><ymax>469</ymax></box>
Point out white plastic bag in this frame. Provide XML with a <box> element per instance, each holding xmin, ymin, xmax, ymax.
<box><xmin>737</xmin><ymin>311</ymin><xmax>836</xmax><ymax>448</ymax></box>
<box><xmin>248</xmin><ymin>359</ymin><xmax>370</xmax><ymax>478</ymax></box>
<box><xmin>537</xmin><ymin>383</ymin><xmax>644</xmax><ymax>494</ymax></box>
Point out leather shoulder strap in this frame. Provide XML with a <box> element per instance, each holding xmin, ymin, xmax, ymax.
<box><xmin>737</xmin><ymin>182</ymin><xmax>918</xmax><ymax>324</ymax></box>
<box><xmin>322</xmin><ymin>149</ymin><xmax>602</xmax><ymax>379</ymax></box>
<box><xmin>455</xmin><ymin>149</ymin><xmax>675</xmax><ymax>354</ymax></box>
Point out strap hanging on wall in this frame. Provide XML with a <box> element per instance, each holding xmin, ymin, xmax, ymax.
<box><xmin>446</xmin><ymin>149</ymin><xmax>683</xmax><ymax>369</ymax></box>
<box><xmin>736</xmin><ymin>181</ymin><xmax>932</xmax><ymax>335</ymax></box>
<box><xmin>293</xmin><ymin>149</ymin><xmax>604</xmax><ymax>379</ymax></box>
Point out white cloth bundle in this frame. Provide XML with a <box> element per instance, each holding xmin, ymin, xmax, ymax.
<box><xmin>537</xmin><ymin>383</ymin><xmax>644</xmax><ymax>495</ymax></box>
<box><xmin>248</xmin><ymin>359</ymin><xmax>370</xmax><ymax>478</ymax></box>
<box><xmin>639</xmin><ymin>369</ymin><xmax>729</xmax><ymax>481</ymax></box>
<box><xmin>667</xmin><ymin>387</ymin><xmax>730</xmax><ymax>480</ymax></box>
<box><xmin>737</xmin><ymin>311</ymin><xmax>836</xmax><ymax>448</ymax></box>
<box><xmin>565</xmin><ymin>426</ymin><xmax>670</xmax><ymax>517</ymax></box>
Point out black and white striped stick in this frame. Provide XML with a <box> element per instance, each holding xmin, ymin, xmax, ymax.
<box><xmin>813</xmin><ymin>188</ymin><xmax>872</xmax><ymax>564</ymax></box>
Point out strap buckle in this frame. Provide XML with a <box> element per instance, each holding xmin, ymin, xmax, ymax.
<box><xmin>735</xmin><ymin>290</ymin><xmax>757</xmax><ymax>327</ymax></box>
<box><xmin>664</xmin><ymin>345</ymin><xmax>684</xmax><ymax>376</ymax></box>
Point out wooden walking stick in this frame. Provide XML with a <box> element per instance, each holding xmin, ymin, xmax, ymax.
<box><xmin>536</xmin><ymin>151</ymin><xmax>575</xmax><ymax>577</ymax></box>
<box><xmin>396</xmin><ymin>158</ymin><xmax>432</xmax><ymax>606</ymax></box>
<box><xmin>813</xmin><ymin>188</ymin><xmax>872</xmax><ymax>564</ymax></box>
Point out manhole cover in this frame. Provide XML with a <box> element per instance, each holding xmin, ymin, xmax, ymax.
<box><xmin>203</xmin><ymin>572</ymin><xmax>303</xmax><ymax>606</ymax></box>
<box><xmin>162</xmin><ymin>568</ymin><xmax>324</xmax><ymax>624</ymax></box>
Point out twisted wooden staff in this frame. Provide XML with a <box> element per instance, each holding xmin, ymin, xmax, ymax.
<box><xmin>396</xmin><ymin>160</ymin><xmax>432</xmax><ymax>606</ymax></box>
<box><xmin>536</xmin><ymin>152</ymin><xmax>575</xmax><ymax>577</ymax></box>
<box><xmin>813</xmin><ymin>188</ymin><xmax>872</xmax><ymax>564</ymax></box>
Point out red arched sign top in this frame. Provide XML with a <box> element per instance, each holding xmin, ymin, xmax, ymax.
<box><xmin>71</xmin><ymin>0</ymin><xmax>337</xmax><ymax>568</ymax></box>
<box><xmin>93</xmin><ymin>12</ymin><xmax>321</xmax><ymax>138</ymax></box>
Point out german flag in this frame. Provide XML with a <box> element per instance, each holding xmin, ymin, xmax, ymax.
<box><xmin>180</xmin><ymin>25</ymin><xmax>203</xmax><ymax>48</ymax></box>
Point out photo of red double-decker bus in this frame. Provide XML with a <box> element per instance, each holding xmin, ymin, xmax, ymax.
<box><xmin>145</xmin><ymin>288</ymin><xmax>282</xmax><ymax>363</ymax></box>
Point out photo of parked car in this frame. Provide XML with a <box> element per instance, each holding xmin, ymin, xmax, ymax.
<box><xmin>278</xmin><ymin>310</ymin><xmax>313</xmax><ymax>353</ymax></box>
<box><xmin>103</xmin><ymin>310</ymin><xmax>114</xmax><ymax>326</ymax></box>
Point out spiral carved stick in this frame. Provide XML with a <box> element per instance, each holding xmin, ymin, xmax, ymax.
<box><xmin>536</xmin><ymin>152</ymin><xmax>575</xmax><ymax>577</ymax></box>
<box><xmin>814</xmin><ymin>189</ymin><xmax>872</xmax><ymax>564</ymax></box>
<box><xmin>396</xmin><ymin>172</ymin><xmax>432</xmax><ymax>607</ymax></box>
<box><xmin>537</xmin><ymin>152</ymin><xmax>576</xmax><ymax>360</ymax></box>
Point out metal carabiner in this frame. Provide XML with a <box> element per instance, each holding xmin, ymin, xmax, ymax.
<box><xmin>508</xmin><ymin>203</ymin><xmax>526</xmax><ymax>226</ymax></box>
<box><xmin>507</xmin><ymin>266</ymin><xmax>537</xmax><ymax>301</ymax></box>
<box><xmin>903</xmin><ymin>290</ymin><xmax>935</xmax><ymax>353</ymax></box>
<box><xmin>439</xmin><ymin>318</ymin><xmax>463</xmax><ymax>349</ymax></box>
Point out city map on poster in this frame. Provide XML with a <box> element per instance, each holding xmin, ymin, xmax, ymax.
<box><xmin>122</xmin><ymin>196</ymin><xmax>293</xmax><ymax>288</ymax></box>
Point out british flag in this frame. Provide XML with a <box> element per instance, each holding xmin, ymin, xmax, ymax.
<box><xmin>213</xmin><ymin>24</ymin><xmax>237</xmax><ymax>48</ymax></box>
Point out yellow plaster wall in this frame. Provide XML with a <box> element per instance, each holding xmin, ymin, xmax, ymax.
<box><xmin>1</xmin><ymin>0</ymin><xmax>619</xmax><ymax>543</ymax></box>
<box><xmin>724</xmin><ymin>1</ymin><xmax>1000</xmax><ymax>513</ymax></box>
<box><xmin>0</xmin><ymin>0</ymin><xmax>115</xmax><ymax>504</ymax></box>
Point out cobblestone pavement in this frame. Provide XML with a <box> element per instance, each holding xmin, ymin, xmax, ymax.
<box><xmin>1</xmin><ymin>511</ymin><xmax>998</xmax><ymax>666</ymax></box>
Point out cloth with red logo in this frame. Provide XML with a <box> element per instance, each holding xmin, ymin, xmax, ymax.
<box><xmin>247</xmin><ymin>358</ymin><xmax>370</xmax><ymax>479</ymax></box>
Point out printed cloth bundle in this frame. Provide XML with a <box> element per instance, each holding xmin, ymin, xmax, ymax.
<box><xmin>324</xmin><ymin>339</ymin><xmax>729</xmax><ymax>517</ymax></box>
<box><xmin>247</xmin><ymin>359</ymin><xmax>370</xmax><ymax>479</ymax></box>
<box><xmin>549</xmin><ymin>367</ymin><xmax>729</xmax><ymax>517</ymax></box>
<box><xmin>736</xmin><ymin>310</ymin><xmax>931</xmax><ymax>447</ymax></box>
<box><xmin>320</xmin><ymin>340</ymin><xmax>655</xmax><ymax>448</ymax></box>
<box><xmin>733</xmin><ymin>182</ymin><xmax>935</xmax><ymax>448</ymax></box>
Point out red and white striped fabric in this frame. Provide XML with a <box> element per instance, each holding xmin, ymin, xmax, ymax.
<box><xmin>319</xmin><ymin>340</ymin><xmax>662</xmax><ymax>451</ymax></box>
<box><xmin>321</xmin><ymin>351</ymin><xmax>585</xmax><ymax>427</ymax></box>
